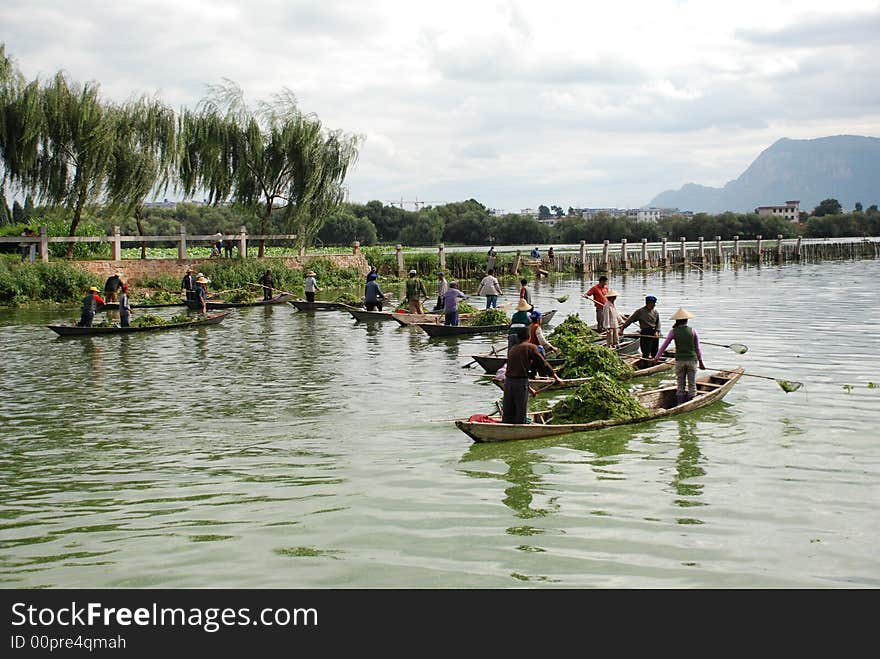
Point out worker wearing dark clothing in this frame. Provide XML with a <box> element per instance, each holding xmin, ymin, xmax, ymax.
<box><xmin>103</xmin><ymin>273</ymin><xmax>123</xmax><ymax>303</ymax></box>
<box><xmin>364</xmin><ymin>273</ymin><xmax>385</xmax><ymax>311</ymax></box>
<box><xmin>79</xmin><ymin>287</ymin><xmax>105</xmax><ymax>327</ymax></box>
<box><xmin>181</xmin><ymin>269</ymin><xmax>195</xmax><ymax>302</ymax></box>
<box><xmin>502</xmin><ymin>326</ymin><xmax>561</xmax><ymax>424</ymax></box>
<box><xmin>258</xmin><ymin>269</ymin><xmax>275</xmax><ymax>301</ymax></box>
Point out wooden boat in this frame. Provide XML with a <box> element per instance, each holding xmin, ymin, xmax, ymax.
<box><xmin>98</xmin><ymin>301</ymin><xmax>187</xmax><ymax>312</ymax></box>
<box><xmin>414</xmin><ymin>309</ymin><xmax>558</xmax><ymax>337</ymax></box>
<box><xmin>347</xmin><ymin>307</ymin><xmax>397</xmax><ymax>322</ymax></box>
<box><xmin>454</xmin><ymin>368</ymin><xmax>744</xmax><ymax>442</ymax></box>
<box><xmin>469</xmin><ymin>336</ymin><xmax>640</xmax><ymax>373</ymax></box>
<box><xmin>393</xmin><ymin>308</ymin><xmax>557</xmax><ymax>327</ymax></box>
<box><xmin>47</xmin><ymin>312</ymin><xmax>229</xmax><ymax>337</ymax></box>
<box><xmin>484</xmin><ymin>356</ymin><xmax>674</xmax><ymax>393</ymax></box>
<box><xmin>186</xmin><ymin>293</ymin><xmax>293</xmax><ymax>310</ymax></box>
<box><xmin>289</xmin><ymin>299</ymin><xmax>355</xmax><ymax>311</ymax></box>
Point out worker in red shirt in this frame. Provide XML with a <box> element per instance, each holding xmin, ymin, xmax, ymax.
<box><xmin>78</xmin><ymin>286</ymin><xmax>106</xmax><ymax>327</ymax></box>
<box><xmin>583</xmin><ymin>275</ymin><xmax>609</xmax><ymax>331</ymax></box>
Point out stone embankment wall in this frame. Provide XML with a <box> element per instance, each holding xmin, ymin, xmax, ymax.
<box><xmin>68</xmin><ymin>254</ymin><xmax>370</xmax><ymax>284</ymax></box>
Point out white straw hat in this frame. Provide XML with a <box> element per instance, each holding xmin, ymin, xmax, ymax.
<box><xmin>670</xmin><ymin>307</ymin><xmax>695</xmax><ymax>320</ymax></box>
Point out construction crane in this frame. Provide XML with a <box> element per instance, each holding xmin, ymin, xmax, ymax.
<box><xmin>384</xmin><ymin>197</ymin><xmax>445</xmax><ymax>211</ymax></box>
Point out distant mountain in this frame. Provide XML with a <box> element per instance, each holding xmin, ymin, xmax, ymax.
<box><xmin>649</xmin><ymin>135</ymin><xmax>880</xmax><ymax>213</ymax></box>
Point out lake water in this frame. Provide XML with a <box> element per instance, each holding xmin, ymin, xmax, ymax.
<box><xmin>1</xmin><ymin>258</ymin><xmax>878</xmax><ymax>588</ymax></box>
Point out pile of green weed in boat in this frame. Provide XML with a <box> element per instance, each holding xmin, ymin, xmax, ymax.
<box><xmin>468</xmin><ymin>308</ymin><xmax>508</xmax><ymax>326</ymax></box>
<box><xmin>547</xmin><ymin>314</ymin><xmax>598</xmax><ymax>352</ymax></box>
<box><xmin>547</xmin><ymin>314</ymin><xmax>633</xmax><ymax>379</ymax></box>
<box><xmin>549</xmin><ymin>372</ymin><xmax>648</xmax><ymax>424</ymax></box>
<box><xmin>458</xmin><ymin>301</ymin><xmax>480</xmax><ymax>314</ymax></box>
<box><xmin>556</xmin><ymin>342</ymin><xmax>634</xmax><ymax>379</ymax></box>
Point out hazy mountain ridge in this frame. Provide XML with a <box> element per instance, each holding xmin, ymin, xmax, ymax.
<box><xmin>649</xmin><ymin>135</ymin><xmax>880</xmax><ymax>213</ymax></box>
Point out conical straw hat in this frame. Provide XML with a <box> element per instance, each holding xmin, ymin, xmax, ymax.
<box><xmin>669</xmin><ymin>307</ymin><xmax>695</xmax><ymax>320</ymax></box>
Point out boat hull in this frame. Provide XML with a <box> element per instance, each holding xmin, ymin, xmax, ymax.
<box><xmin>455</xmin><ymin>368</ymin><xmax>743</xmax><ymax>442</ymax></box>
<box><xmin>47</xmin><ymin>312</ymin><xmax>229</xmax><ymax>337</ymax></box>
<box><xmin>289</xmin><ymin>299</ymin><xmax>353</xmax><ymax>311</ymax></box>
<box><xmin>185</xmin><ymin>293</ymin><xmax>293</xmax><ymax>310</ymax></box>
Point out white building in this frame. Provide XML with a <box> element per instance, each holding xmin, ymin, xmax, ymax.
<box><xmin>755</xmin><ymin>200</ymin><xmax>800</xmax><ymax>223</ymax></box>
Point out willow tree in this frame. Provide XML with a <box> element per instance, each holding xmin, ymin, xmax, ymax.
<box><xmin>105</xmin><ymin>96</ymin><xmax>177</xmax><ymax>258</ymax></box>
<box><xmin>178</xmin><ymin>80</ymin><xmax>359</xmax><ymax>257</ymax></box>
<box><xmin>0</xmin><ymin>44</ymin><xmax>42</xmax><ymax>205</ymax></box>
<box><xmin>26</xmin><ymin>72</ymin><xmax>117</xmax><ymax>257</ymax></box>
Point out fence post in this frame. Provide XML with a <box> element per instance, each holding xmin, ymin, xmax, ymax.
<box><xmin>513</xmin><ymin>250</ymin><xmax>521</xmax><ymax>275</ymax></box>
<box><xmin>601</xmin><ymin>240</ymin><xmax>609</xmax><ymax>271</ymax></box>
<box><xmin>698</xmin><ymin>236</ymin><xmax>705</xmax><ymax>264</ymax></box>
<box><xmin>396</xmin><ymin>244</ymin><xmax>404</xmax><ymax>276</ymax></box>
<box><xmin>733</xmin><ymin>235</ymin><xmax>740</xmax><ymax>261</ymax></box>
<box><xmin>715</xmin><ymin>236</ymin><xmax>722</xmax><ymax>264</ymax></box>
<box><xmin>680</xmin><ymin>236</ymin><xmax>688</xmax><ymax>266</ymax></box>
<box><xmin>438</xmin><ymin>243</ymin><xmax>446</xmax><ymax>272</ymax></box>
<box><xmin>352</xmin><ymin>240</ymin><xmax>360</xmax><ymax>255</ymax></box>
<box><xmin>661</xmin><ymin>237</ymin><xmax>668</xmax><ymax>267</ymax></box>
<box><xmin>641</xmin><ymin>238</ymin><xmax>648</xmax><ymax>268</ymax></box>
<box><xmin>39</xmin><ymin>225</ymin><xmax>49</xmax><ymax>263</ymax></box>
<box><xmin>239</xmin><ymin>225</ymin><xmax>247</xmax><ymax>259</ymax></box>
<box><xmin>795</xmin><ymin>236</ymin><xmax>802</xmax><ymax>261</ymax></box>
<box><xmin>776</xmin><ymin>234</ymin><xmax>784</xmax><ymax>261</ymax></box>
<box><xmin>112</xmin><ymin>225</ymin><xmax>122</xmax><ymax>261</ymax></box>
<box><xmin>755</xmin><ymin>235</ymin><xmax>763</xmax><ymax>264</ymax></box>
<box><xmin>178</xmin><ymin>224</ymin><xmax>187</xmax><ymax>260</ymax></box>
<box><xmin>578</xmin><ymin>240</ymin><xmax>586</xmax><ymax>275</ymax></box>
<box><xmin>620</xmin><ymin>238</ymin><xmax>629</xmax><ymax>270</ymax></box>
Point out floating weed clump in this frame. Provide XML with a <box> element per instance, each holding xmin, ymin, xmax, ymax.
<box><xmin>842</xmin><ymin>384</ymin><xmax>853</xmax><ymax>393</ymax></box>
<box><xmin>777</xmin><ymin>380</ymin><xmax>803</xmax><ymax>393</ymax></box>
<box><xmin>556</xmin><ymin>294</ymin><xmax>569</xmax><ymax>303</ymax></box>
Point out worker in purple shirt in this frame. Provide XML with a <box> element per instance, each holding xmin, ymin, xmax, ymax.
<box><xmin>655</xmin><ymin>307</ymin><xmax>706</xmax><ymax>405</ymax></box>
<box><xmin>440</xmin><ymin>281</ymin><xmax>466</xmax><ymax>326</ymax></box>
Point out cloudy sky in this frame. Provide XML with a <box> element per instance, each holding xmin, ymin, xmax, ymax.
<box><xmin>3</xmin><ymin>0</ymin><xmax>879</xmax><ymax>211</ymax></box>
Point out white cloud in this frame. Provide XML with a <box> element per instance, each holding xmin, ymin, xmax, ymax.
<box><xmin>1</xmin><ymin>0</ymin><xmax>879</xmax><ymax>209</ymax></box>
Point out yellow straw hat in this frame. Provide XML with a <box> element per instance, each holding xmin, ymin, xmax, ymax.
<box><xmin>516</xmin><ymin>298</ymin><xmax>533</xmax><ymax>312</ymax></box>
<box><xmin>670</xmin><ymin>307</ymin><xmax>695</xmax><ymax>320</ymax></box>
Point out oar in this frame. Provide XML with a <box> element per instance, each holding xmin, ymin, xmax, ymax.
<box><xmin>718</xmin><ymin>369</ymin><xmax>803</xmax><ymax>393</ymax></box>
<box><xmin>461</xmin><ymin>342</ymin><xmax>508</xmax><ymax>369</ymax></box>
<box><xmin>623</xmin><ymin>332</ymin><xmax>749</xmax><ymax>354</ymax></box>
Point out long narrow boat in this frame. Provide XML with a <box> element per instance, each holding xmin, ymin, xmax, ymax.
<box><xmin>414</xmin><ymin>309</ymin><xmax>558</xmax><ymax>337</ymax></box>
<box><xmin>185</xmin><ymin>293</ymin><xmax>293</xmax><ymax>310</ymax></box>
<box><xmin>47</xmin><ymin>312</ymin><xmax>229</xmax><ymax>337</ymax></box>
<box><xmin>98</xmin><ymin>301</ymin><xmax>187</xmax><ymax>312</ymax></box>
<box><xmin>469</xmin><ymin>336</ymin><xmax>640</xmax><ymax>373</ymax></box>
<box><xmin>484</xmin><ymin>356</ymin><xmax>674</xmax><ymax>393</ymax></box>
<box><xmin>289</xmin><ymin>299</ymin><xmax>355</xmax><ymax>311</ymax></box>
<box><xmin>347</xmin><ymin>307</ymin><xmax>398</xmax><ymax>322</ymax></box>
<box><xmin>454</xmin><ymin>368</ymin><xmax>744</xmax><ymax>442</ymax></box>
<box><xmin>393</xmin><ymin>309</ymin><xmax>557</xmax><ymax>327</ymax></box>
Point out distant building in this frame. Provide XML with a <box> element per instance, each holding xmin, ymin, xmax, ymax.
<box><xmin>755</xmin><ymin>200</ymin><xmax>800</xmax><ymax>223</ymax></box>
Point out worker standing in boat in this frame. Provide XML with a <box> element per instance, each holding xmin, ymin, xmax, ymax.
<box><xmin>600</xmin><ymin>289</ymin><xmax>625</xmax><ymax>348</ymax></box>
<box><xmin>507</xmin><ymin>297</ymin><xmax>533</xmax><ymax>349</ymax></box>
<box><xmin>503</xmin><ymin>326</ymin><xmax>562</xmax><ymax>424</ymax></box>
<box><xmin>583</xmin><ymin>275</ymin><xmax>609</xmax><ymax>331</ymax></box>
<box><xmin>433</xmin><ymin>271</ymin><xmax>449</xmax><ymax>312</ymax></box>
<box><xmin>364</xmin><ymin>272</ymin><xmax>386</xmax><ymax>311</ymax></box>
<box><xmin>654</xmin><ymin>308</ymin><xmax>706</xmax><ymax>405</ymax></box>
<box><xmin>258</xmin><ymin>269</ymin><xmax>275</xmax><ymax>301</ymax></box>
<box><xmin>519</xmin><ymin>278</ymin><xmax>531</xmax><ymax>305</ymax></box>
<box><xmin>621</xmin><ymin>295</ymin><xmax>661</xmax><ymax>358</ymax></box>
<box><xmin>486</xmin><ymin>247</ymin><xmax>497</xmax><ymax>272</ymax></box>
<box><xmin>103</xmin><ymin>271</ymin><xmax>123</xmax><ymax>304</ymax></box>
<box><xmin>440</xmin><ymin>281</ymin><xmax>466</xmax><ymax>326</ymax></box>
<box><xmin>194</xmin><ymin>276</ymin><xmax>210</xmax><ymax>316</ymax></box>
<box><xmin>528</xmin><ymin>309</ymin><xmax>558</xmax><ymax>358</ymax></box>
<box><xmin>476</xmin><ymin>268</ymin><xmax>502</xmax><ymax>309</ymax></box>
<box><xmin>119</xmin><ymin>284</ymin><xmax>132</xmax><ymax>328</ymax></box>
<box><xmin>304</xmin><ymin>271</ymin><xmax>321</xmax><ymax>303</ymax></box>
<box><xmin>78</xmin><ymin>286</ymin><xmax>105</xmax><ymax>327</ymax></box>
<box><xmin>405</xmin><ymin>269</ymin><xmax>427</xmax><ymax>314</ymax></box>
<box><xmin>181</xmin><ymin>268</ymin><xmax>195</xmax><ymax>303</ymax></box>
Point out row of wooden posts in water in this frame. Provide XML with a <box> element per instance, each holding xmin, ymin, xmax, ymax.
<box><xmin>391</xmin><ymin>236</ymin><xmax>880</xmax><ymax>279</ymax></box>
